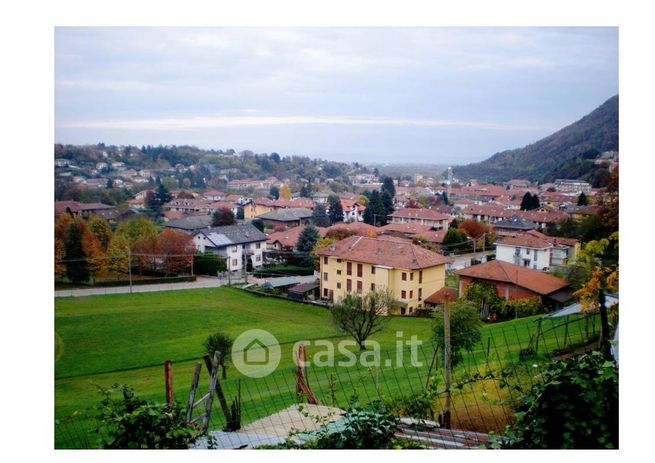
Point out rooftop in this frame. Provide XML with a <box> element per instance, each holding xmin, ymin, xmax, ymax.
<box><xmin>318</xmin><ymin>235</ymin><xmax>449</xmax><ymax>270</ymax></box>
<box><xmin>456</xmin><ymin>260</ymin><xmax>569</xmax><ymax>296</ymax></box>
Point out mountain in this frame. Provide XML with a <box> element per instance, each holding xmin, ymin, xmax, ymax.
<box><xmin>453</xmin><ymin>95</ymin><xmax>618</xmax><ymax>184</ymax></box>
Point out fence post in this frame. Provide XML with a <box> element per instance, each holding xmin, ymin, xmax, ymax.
<box><xmin>164</xmin><ymin>359</ymin><xmax>173</xmax><ymax>404</ymax></box>
<box><xmin>442</xmin><ymin>294</ymin><xmax>452</xmax><ymax>429</ymax></box>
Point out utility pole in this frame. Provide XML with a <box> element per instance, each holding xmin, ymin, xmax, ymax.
<box><xmin>442</xmin><ymin>294</ymin><xmax>452</xmax><ymax>429</ymax></box>
<box><xmin>599</xmin><ymin>288</ymin><xmax>611</xmax><ymax>359</ymax></box>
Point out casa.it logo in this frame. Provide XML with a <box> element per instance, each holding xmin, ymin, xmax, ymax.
<box><xmin>231</xmin><ymin>329</ymin><xmax>281</xmax><ymax>378</ymax></box>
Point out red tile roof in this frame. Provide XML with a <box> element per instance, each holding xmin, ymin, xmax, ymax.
<box><xmin>390</xmin><ymin>208</ymin><xmax>450</xmax><ymax>221</ymax></box>
<box><xmin>317</xmin><ymin>235</ymin><xmax>449</xmax><ymax>269</ymax></box>
<box><xmin>379</xmin><ymin>223</ymin><xmax>433</xmax><ymax>235</ymax></box>
<box><xmin>495</xmin><ymin>234</ymin><xmax>553</xmax><ymax>249</ymax></box>
<box><xmin>326</xmin><ymin>222</ymin><xmax>378</xmax><ymax>236</ymax></box>
<box><xmin>267</xmin><ymin>226</ymin><xmax>327</xmax><ymax>248</ymax></box>
<box><xmin>456</xmin><ymin>260</ymin><xmax>569</xmax><ymax>295</ymax></box>
<box><xmin>525</xmin><ymin>230</ymin><xmax>579</xmax><ymax>247</ymax></box>
<box><xmin>425</xmin><ymin>287</ymin><xmax>458</xmax><ymax>304</ymax></box>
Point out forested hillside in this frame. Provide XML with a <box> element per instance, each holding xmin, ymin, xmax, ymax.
<box><xmin>453</xmin><ymin>95</ymin><xmax>618</xmax><ymax>183</ymax></box>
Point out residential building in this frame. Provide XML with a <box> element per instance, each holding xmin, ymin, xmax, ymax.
<box><xmin>388</xmin><ymin>208</ymin><xmax>450</xmax><ymax>231</ymax></box>
<box><xmin>256</xmin><ymin>208</ymin><xmax>313</xmax><ymax>230</ymax></box>
<box><xmin>495</xmin><ymin>234</ymin><xmax>554</xmax><ymax>271</ymax></box>
<box><xmin>317</xmin><ymin>235</ymin><xmax>450</xmax><ymax>315</ymax></box>
<box><xmin>193</xmin><ymin>224</ymin><xmax>267</xmax><ymax>272</ymax></box>
<box><xmin>456</xmin><ymin>260</ymin><xmax>572</xmax><ymax>308</ymax></box>
<box><xmin>554</xmin><ymin>179</ymin><xmax>592</xmax><ymax>194</ymax></box>
<box><xmin>164</xmin><ymin>215</ymin><xmax>213</xmax><ymax>234</ymax></box>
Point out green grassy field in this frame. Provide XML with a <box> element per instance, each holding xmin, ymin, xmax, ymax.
<box><xmin>55</xmin><ymin>287</ymin><xmax>599</xmax><ymax>448</ymax></box>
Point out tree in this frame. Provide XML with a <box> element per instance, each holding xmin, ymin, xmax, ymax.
<box><xmin>64</xmin><ymin>220</ymin><xmax>90</xmax><ymax>283</ymax></box>
<box><xmin>363</xmin><ymin>190</ymin><xmax>385</xmax><ymax>226</ymax></box>
<box><xmin>442</xmin><ymin>228</ymin><xmax>468</xmax><ymax>252</ymax></box>
<box><xmin>156</xmin><ymin>229</ymin><xmax>195</xmax><ymax>275</ymax></box>
<box><xmin>296</xmin><ymin>225</ymin><xmax>321</xmax><ymax>268</ymax></box>
<box><xmin>106</xmin><ymin>234</ymin><xmax>130</xmax><ymax>276</ymax></box>
<box><xmin>311</xmin><ymin>204</ymin><xmax>330</xmax><ymax>227</ymax></box>
<box><xmin>577</xmin><ymin>192</ymin><xmax>588</xmax><ymax>206</ymax></box>
<box><xmin>312</xmin><ymin>236</ymin><xmax>339</xmax><ymax>267</ymax></box>
<box><xmin>203</xmin><ymin>332</ymin><xmax>233</xmax><ymax>379</ymax></box>
<box><xmin>459</xmin><ymin>220</ymin><xmax>485</xmax><ymax>240</ymax></box>
<box><xmin>193</xmin><ymin>252</ymin><xmax>227</xmax><ymax>275</ymax></box>
<box><xmin>405</xmin><ymin>198</ymin><xmax>420</xmax><ymax>208</ymax></box>
<box><xmin>212</xmin><ymin>207</ymin><xmax>236</xmax><ymax>227</ymax></box>
<box><xmin>300</xmin><ymin>183</ymin><xmax>313</xmax><ymax>198</ymax></box>
<box><xmin>432</xmin><ymin>300</ymin><xmax>482</xmax><ymax>365</ymax></box>
<box><xmin>327</xmin><ymin>195</ymin><xmax>344</xmax><ymax>224</ymax></box>
<box><xmin>330</xmin><ymin>289</ymin><xmax>394</xmax><ymax>350</ymax></box>
<box><xmin>280</xmin><ymin>184</ymin><xmax>292</xmax><ymax>201</ymax></box>
<box><xmin>87</xmin><ymin>214</ymin><xmax>112</xmax><ymax>250</ymax></box>
<box><xmin>116</xmin><ymin>217</ymin><xmax>158</xmax><ymax>248</ymax></box>
<box><xmin>269</xmin><ymin>185</ymin><xmax>280</xmax><ymax>200</ymax></box>
<box><xmin>520</xmin><ymin>192</ymin><xmax>534</xmax><ymax>211</ymax></box>
<box><xmin>55</xmin><ymin>238</ymin><xmax>66</xmax><ymax>279</ymax></box>
<box><xmin>82</xmin><ymin>229</ymin><xmax>107</xmax><ymax>282</ymax></box>
<box><xmin>380</xmin><ymin>191</ymin><xmax>394</xmax><ymax>223</ymax></box>
<box><xmin>463</xmin><ymin>281</ymin><xmax>502</xmax><ymax>319</ymax></box>
<box><xmin>381</xmin><ymin>177</ymin><xmax>396</xmax><ymax>198</ymax></box>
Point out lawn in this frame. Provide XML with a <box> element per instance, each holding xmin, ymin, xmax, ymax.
<box><xmin>55</xmin><ymin>287</ymin><xmax>599</xmax><ymax>448</ymax></box>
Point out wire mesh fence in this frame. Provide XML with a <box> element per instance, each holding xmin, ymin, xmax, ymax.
<box><xmin>55</xmin><ymin>312</ymin><xmax>601</xmax><ymax>449</ymax></box>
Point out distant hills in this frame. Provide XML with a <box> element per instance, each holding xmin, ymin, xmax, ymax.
<box><xmin>453</xmin><ymin>95</ymin><xmax>618</xmax><ymax>184</ymax></box>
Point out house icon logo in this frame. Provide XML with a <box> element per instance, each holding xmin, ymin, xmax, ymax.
<box><xmin>232</xmin><ymin>329</ymin><xmax>281</xmax><ymax>378</ymax></box>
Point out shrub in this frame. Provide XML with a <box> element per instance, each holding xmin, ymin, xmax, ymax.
<box><xmin>494</xmin><ymin>297</ymin><xmax>543</xmax><ymax>321</ymax></box>
<box><xmin>498</xmin><ymin>351</ymin><xmax>618</xmax><ymax>449</ymax></box>
<box><xmin>203</xmin><ymin>332</ymin><xmax>233</xmax><ymax>379</ymax></box>
<box><xmin>193</xmin><ymin>252</ymin><xmax>227</xmax><ymax>275</ymax></box>
<box><xmin>95</xmin><ymin>385</ymin><xmax>201</xmax><ymax>449</ymax></box>
<box><xmin>433</xmin><ymin>300</ymin><xmax>483</xmax><ymax>365</ymax></box>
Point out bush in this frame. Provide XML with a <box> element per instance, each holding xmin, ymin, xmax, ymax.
<box><xmin>498</xmin><ymin>351</ymin><xmax>618</xmax><ymax>449</ymax></box>
<box><xmin>203</xmin><ymin>332</ymin><xmax>233</xmax><ymax>379</ymax></box>
<box><xmin>193</xmin><ymin>252</ymin><xmax>227</xmax><ymax>275</ymax></box>
<box><xmin>433</xmin><ymin>300</ymin><xmax>482</xmax><ymax>365</ymax></box>
<box><xmin>95</xmin><ymin>385</ymin><xmax>201</xmax><ymax>449</ymax></box>
<box><xmin>493</xmin><ymin>297</ymin><xmax>543</xmax><ymax>321</ymax></box>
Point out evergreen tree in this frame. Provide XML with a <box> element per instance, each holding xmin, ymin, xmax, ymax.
<box><xmin>212</xmin><ymin>208</ymin><xmax>236</xmax><ymax>227</ymax></box>
<box><xmin>296</xmin><ymin>225</ymin><xmax>321</xmax><ymax>267</ymax></box>
<box><xmin>311</xmin><ymin>204</ymin><xmax>330</xmax><ymax>227</ymax></box>
<box><xmin>520</xmin><ymin>192</ymin><xmax>533</xmax><ymax>211</ymax></box>
<box><xmin>381</xmin><ymin>176</ymin><xmax>396</xmax><ymax>198</ymax></box>
<box><xmin>327</xmin><ymin>195</ymin><xmax>344</xmax><ymax>224</ymax></box>
<box><xmin>363</xmin><ymin>190</ymin><xmax>384</xmax><ymax>226</ymax></box>
<box><xmin>577</xmin><ymin>192</ymin><xmax>588</xmax><ymax>206</ymax></box>
<box><xmin>269</xmin><ymin>185</ymin><xmax>280</xmax><ymax>200</ymax></box>
<box><xmin>380</xmin><ymin>191</ymin><xmax>394</xmax><ymax>224</ymax></box>
<box><xmin>64</xmin><ymin>221</ymin><xmax>90</xmax><ymax>283</ymax></box>
<box><xmin>300</xmin><ymin>183</ymin><xmax>312</xmax><ymax>198</ymax></box>
<box><xmin>531</xmin><ymin>193</ymin><xmax>541</xmax><ymax>209</ymax></box>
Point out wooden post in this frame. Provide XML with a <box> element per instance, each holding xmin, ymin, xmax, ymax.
<box><xmin>164</xmin><ymin>360</ymin><xmax>173</xmax><ymax>405</ymax></box>
<box><xmin>127</xmin><ymin>247</ymin><xmax>133</xmax><ymax>294</ymax></box>
<box><xmin>599</xmin><ymin>289</ymin><xmax>611</xmax><ymax>359</ymax></box>
<box><xmin>443</xmin><ymin>294</ymin><xmax>452</xmax><ymax>429</ymax></box>
<box><xmin>203</xmin><ymin>353</ymin><xmax>233</xmax><ymax>427</ymax></box>
<box><xmin>185</xmin><ymin>363</ymin><xmax>202</xmax><ymax>423</ymax></box>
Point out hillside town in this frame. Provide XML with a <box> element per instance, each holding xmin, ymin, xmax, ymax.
<box><xmin>54</xmin><ymin>144</ymin><xmax>618</xmax><ymax>316</ymax></box>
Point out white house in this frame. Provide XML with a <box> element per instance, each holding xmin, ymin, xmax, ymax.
<box><xmin>193</xmin><ymin>224</ymin><xmax>267</xmax><ymax>272</ymax></box>
<box><xmin>495</xmin><ymin>234</ymin><xmax>553</xmax><ymax>271</ymax></box>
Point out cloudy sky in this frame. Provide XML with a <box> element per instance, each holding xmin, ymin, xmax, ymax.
<box><xmin>55</xmin><ymin>27</ymin><xmax>618</xmax><ymax>165</ymax></box>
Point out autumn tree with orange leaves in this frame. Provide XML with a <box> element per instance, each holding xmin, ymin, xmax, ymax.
<box><xmin>156</xmin><ymin>229</ymin><xmax>195</xmax><ymax>276</ymax></box>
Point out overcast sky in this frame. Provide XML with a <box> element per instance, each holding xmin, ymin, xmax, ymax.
<box><xmin>55</xmin><ymin>27</ymin><xmax>618</xmax><ymax>165</ymax></box>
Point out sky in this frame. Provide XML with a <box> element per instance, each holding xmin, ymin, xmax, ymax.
<box><xmin>55</xmin><ymin>27</ymin><xmax>618</xmax><ymax>165</ymax></box>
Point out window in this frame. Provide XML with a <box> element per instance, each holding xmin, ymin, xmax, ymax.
<box><xmin>347</xmin><ymin>262</ymin><xmax>352</xmax><ymax>276</ymax></box>
<box><xmin>402</xmin><ymin>272</ymin><xmax>407</xmax><ymax>281</ymax></box>
<box><xmin>347</xmin><ymin>279</ymin><xmax>352</xmax><ymax>292</ymax></box>
<box><xmin>357</xmin><ymin>281</ymin><xmax>362</xmax><ymax>293</ymax></box>
<box><xmin>337</xmin><ymin>269</ymin><xmax>342</xmax><ymax>275</ymax></box>
<box><xmin>418</xmin><ymin>288</ymin><xmax>422</xmax><ymax>300</ymax></box>
<box><xmin>401</xmin><ymin>290</ymin><xmax>406</xmax><ymax>299</ymax></box>
<box><xmin>371</xmin><ymin>283</ymin><xmax>375</xmax><ymax>291</ymax></box>
<box><xmin>232</xmin><ymin>259</ymin><xmax>237</xmax><ymax>266</ymax></box>
<box><xmin>336</xmin><ymin>282</ymin><xmax>341</xmax><ymax>289</ymax></box>
<box><xmin>357</xmin><ymin>264</ymin><xmax>363</xmax><ymax>277</ymax></box>
<box><xmin>323</xmin><ymin>272</ymin><xmax>328</xmax><ymax>281</ymax></box>
<box><xmin>256</xmin><ymin>255</ymin><xmax>261</xmax><ymax>262</ymax></box>
<box><xmin>323</xmin><ymin>256</ymin><xmax>328</xmax><ymax>265</ymax></box>
<box><xmin>337</xmin><ymin>259</ymin><xmax>342</xmax><ymax>263</ymax></box>
<box><xmin>527</xmin><ymin>249</ymin><xmax>531</xmax><ymax>255</ymax></box>
<box><xmin>410</xmin><ymin>272</ymin><xmax>414</xmax><ymax>281</ymax></box>
<box><xmin>232</xmin><ymin>246</ymin><xmax>238</xmax><ymax>252</ymax></box>
<box><xmin>323</xmin><ymin>288</ymin><xmax>328</xmax><ymax>297</ymax></box>
<box><xmin>409</xmin><ymin>290</ymin><xmax>413</xmax><ymax>299</ymax></box>
<box><xmin>256</xmin><ymin>243</ymin><xmax>261</xmax><ymax>249</ymax></box>
<box><xmin>419</xmin><ymin>270</ymin><xmax>423</xmax><ymax>284</ymax></box>
<box><xmin>371</xmin><ymin>266</ymin><xmax>376</xmax><ymax>275</ymax></box>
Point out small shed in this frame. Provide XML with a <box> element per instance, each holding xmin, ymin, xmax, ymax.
<box><xmin>287</xmin><ymin>283</ymin><xmax>320</xmax><ymax>301</ymax></box>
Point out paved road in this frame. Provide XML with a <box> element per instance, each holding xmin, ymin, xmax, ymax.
<box><xmin>54</xmin><ymin>274</ymin><xmax>319</xmax><ymax>298</ymax></box>
<box><xmin>54</xmin><ymin>276</ymin><xmax>241</xmax><ymax>298</ymax></box>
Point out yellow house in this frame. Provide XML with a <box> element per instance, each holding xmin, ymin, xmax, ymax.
<box><xmin>244</xmin><ymin>198</ymin><xmax>277</xmax><ymax>219</ymax></box>
<box><xmin>317</xmin><ymin>235</ymin><xmax>449</xmax><ymax>315</ymax></box>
